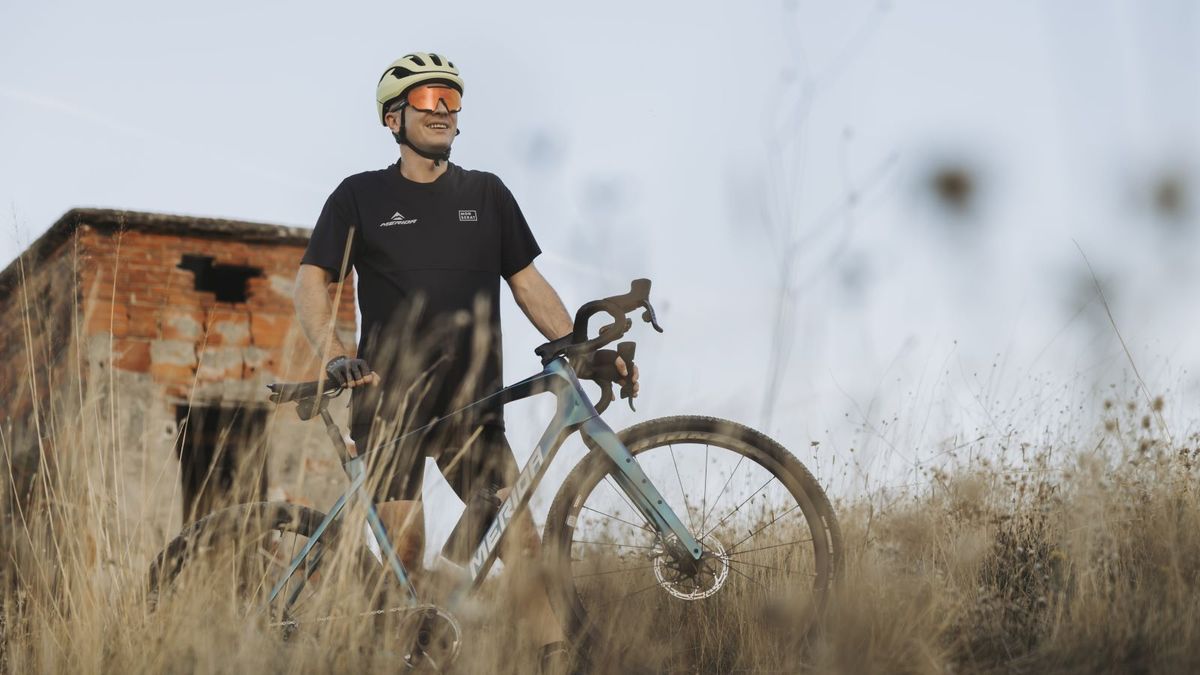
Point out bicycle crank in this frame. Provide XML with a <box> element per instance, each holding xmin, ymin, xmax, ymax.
<box><xmin>397</xmin><ymin>604</ymin><xmax>463</xmax><ymax>671</ymax></box>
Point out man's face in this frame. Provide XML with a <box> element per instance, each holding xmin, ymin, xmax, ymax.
<box><xmin>385</xmin><ymin>86</ymin><xmax>458</xmax><ymax>151</ymax></box>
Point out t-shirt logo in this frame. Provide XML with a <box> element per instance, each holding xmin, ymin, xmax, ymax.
<box><xmin>380</xmin><ymin>211</ymin><xmax>418</xmax><ymax>227</ymax></box>
<box><xmin>458</xmin><ymin>209</ymin><xmax>478</xmax><ymax>222</ymax></box>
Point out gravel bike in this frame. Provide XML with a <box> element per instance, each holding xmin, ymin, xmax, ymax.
<box><xmin>148</xmin><ymin>279</ymin><xmax>843</xmax><ymax>671</ymax></box>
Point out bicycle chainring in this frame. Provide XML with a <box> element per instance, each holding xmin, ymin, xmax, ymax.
<box><xmin>397</xmin><ymin>604</ymin><xmax>462</xmax><ymax>671</ymax></box>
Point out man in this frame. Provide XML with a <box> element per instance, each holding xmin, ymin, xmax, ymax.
<box><xmin>292</xmin><ymin>52</ymin><xmax>636</xmax><ymax>670</ymax></box>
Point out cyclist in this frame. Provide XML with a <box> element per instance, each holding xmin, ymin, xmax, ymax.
<box><xmin>292</xmin><ymin>52</ymin><xmax>636</xmax><ymax>671</ymax></box>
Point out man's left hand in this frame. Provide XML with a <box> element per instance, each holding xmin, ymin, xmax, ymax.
<box><xmin>577</xmin><ymin>349</ymin><xmax>639</xmax><ymax>398</ymax></box>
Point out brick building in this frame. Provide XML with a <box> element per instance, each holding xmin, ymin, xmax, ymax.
<box><xmin>0</xmin><ymin>208</ymin><xmax>356</xmax><ymax>560</ymax></box>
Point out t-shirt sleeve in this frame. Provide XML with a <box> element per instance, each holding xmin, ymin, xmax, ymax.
<box><xmin>494</xmin><ymin>176</ymin><xmax>541</xmax><ymax>279</ymax></box>
<box><xmin>301</xmin><ymin>181</ymin><xmax>358</xmax><ymax>279</ymax></box>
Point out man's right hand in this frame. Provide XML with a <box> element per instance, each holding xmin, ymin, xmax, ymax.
<box><xmin>325</xmin><ymin>355</ymin><xmax>380</xmax><ymax>388</ymax></box>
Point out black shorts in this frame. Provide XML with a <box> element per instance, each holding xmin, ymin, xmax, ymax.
<box><xmin>351</xmin><ymin>421</ymin><xmax>518</xmax><ymax>503</ymax></box>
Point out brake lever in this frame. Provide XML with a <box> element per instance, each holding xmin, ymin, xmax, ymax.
<box><xmin>640</xmin><ymin>300</ymin><xmax>664</xmax><ymax>333</ymax></box>
<box><xmin>595</xmin><ymin>380</ymin><xmax>615</xmax><ymax>414</ymax></box>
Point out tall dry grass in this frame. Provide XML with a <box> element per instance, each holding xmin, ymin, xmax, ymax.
<box><xmin>5</xmin><ymin>267</ymin><xmax>1200</xmax><ymax>673</ymax></box>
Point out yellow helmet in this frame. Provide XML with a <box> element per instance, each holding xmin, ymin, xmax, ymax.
<box><xmin>376</xmin><ymin>53</ymin><xmax>465</xmax><ymax>125</ymax></box>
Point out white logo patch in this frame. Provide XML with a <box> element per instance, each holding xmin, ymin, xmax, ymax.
<box><xmin>380</xmin><ymin>211</ymin><xmax>418</xmax><ymax>227</ymax></box>
<box><xmin>458</xmin><ymin>209</ymin><xmax>478</xmax><ymax>222</ymax></box>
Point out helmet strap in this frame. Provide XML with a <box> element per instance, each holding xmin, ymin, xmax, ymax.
<box><xmin>393</xmin><ymin>103</ymin><xmax>459</xmax><ymax>167</ymax></box>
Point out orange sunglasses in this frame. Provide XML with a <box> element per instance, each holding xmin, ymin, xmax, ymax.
<box><xmin>406</xmin><ymin>84</ymin><xmax>462</xmax><ymax>113</ymax></box>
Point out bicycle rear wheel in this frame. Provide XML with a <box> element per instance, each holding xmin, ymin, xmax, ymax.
<box><xmin>148</xmin><ymin>502</ymin><xmax>339</xmax><ymax>629</ymax></box>
<box><xmin>544</xmin><ymin>415</ymin><xmax>842</xmax><ymax>672</ymax></box>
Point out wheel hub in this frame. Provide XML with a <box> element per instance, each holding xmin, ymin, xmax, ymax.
<box><xmin>652</xmin><ymin>534</ymin><xmax>729</xmax><ymax>600</ymax></box>
<box><xmin>398</xmin><ymin>604</ymin><xmax>462</xmax><ymax>671</ymax></box>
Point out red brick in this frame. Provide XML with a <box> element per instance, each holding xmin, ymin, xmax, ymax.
<box><xmin>114</xmin><ymin>339</ymin><xmax>152</xmax><ymax>372</ymax></box>
<box><xmin>150</xmin><ymin>362</ymin><xmax>195</xmax><ymax>383</ymax></box>
<box><xmin>250</xmin><ymin>313</ymin><xmax>292</xmax><ymax>348</ymax></box>
<box><xmin>166</xmin><ymin>291</ymin><xmax>202</xmax><ymax>308</ymax></box>
<box><xmin>84</xmin><ymin>301</ymin><xmax>129</xmax><ymax>336</ymax></box>
<box><xmin>127</xmin><ymin>310</ymin><xmax>159</xmax><ymax>338</ymax></box>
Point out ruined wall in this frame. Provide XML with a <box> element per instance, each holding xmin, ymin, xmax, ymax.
<box><xmin>73</xmin><ymin>224</ymin><xmax>359</xmax><ymax>553</ymax></box>
<box><xmin>0</xmin><ymin>230</ymin><xmax>84</xmax><ymax>514</ymax></box>
<box><xmin>0</xmin><ymin>211</ymin><xmax>367</xmax><ymax>577</ymax></box>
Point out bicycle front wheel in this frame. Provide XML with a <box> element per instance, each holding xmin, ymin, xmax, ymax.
<box><xmin>544</xmin><ymin>415</ymin><xmax>842</xmax><ymax>672</ymax></box>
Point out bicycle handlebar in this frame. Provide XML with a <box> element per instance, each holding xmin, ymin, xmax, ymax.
<box><xmin>534</xmin><ymin>278</ymin><xmax>663</xmax><ymax>366</ymax></box>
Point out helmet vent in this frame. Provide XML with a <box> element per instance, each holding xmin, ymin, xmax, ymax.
<box><xmin>390</xmin><ymin>66</ymin><xmax>415</xmax><ymax>80</ymax></box>
<box><xmin>430</xmin><ymin>54</ymin><xmax>443</xmax><ymax>66</ymax></box>
<box><xmin>448</xmin><ymin>61</ymin><xmax>455</xmax><ymax>68</ymax></box>
<box><xmin>410</xmin><ymin>54</ymin><xmax>426</xmax><ymax>66</ymax></box>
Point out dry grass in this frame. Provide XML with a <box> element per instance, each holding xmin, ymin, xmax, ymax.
<box><xmin>7</xmin><ymin>370</ymin><xmax>1200</xmax><ymax>674</ymax></box>
<box><xmin>4</xmin><ymin>267</ymin><xmax>1200</xmax><ymax>673</ymax></box>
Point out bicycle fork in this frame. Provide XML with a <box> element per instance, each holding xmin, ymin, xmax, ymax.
<box><xmin>580</xmin><ymin>417</ymin><xmax>703</xmax><ymax>561</ymax></box>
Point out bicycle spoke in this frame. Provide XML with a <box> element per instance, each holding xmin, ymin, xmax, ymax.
<box><xmin>591</xmin><ymin>580</ymin><xmax>663</xmax><ymax>611</ymax></box>
<box><xmin>573</xmin><ymin>539</ymin><xmax>659</xmax><ymax>551</ymax></box>
<box><xmin>726</xmin><ymin>562</ymin><xmax>770</xmax><ymax>593</ymax></box>
<box><xmin>668</xmin><ymin>444</ymin><xmax>697</xmax><ymax>534</ymax></box>
<box><xmin>724</xmin><ymin>557</ymin><xmax>814</xmax><ymax>577</ymax></box>
<box><xmin>699</xmin><ymin>453</ymin><xmax>747</xmax><ymax>531</ymax></box>
<box><xmin>727</xmin><ymin>502</ymin><xmax>803</xmax><ymax>551</ymax></box>
<box><xmin>700</xmin><ymin>444</ymin><xmax>709</xmax><ymax>533</ymax></box>
<box><xmin>702</xmin><ymin>475</ymin><xmax>777</xmax><ymax>540</ymax></box>
<box><xmin>726</xmin><ymin>537</ymin><xmax>813</xmax><ymax>557</ymax></box>
<box><xmin>580</xmin><ymin>505</ymin><xmax>654</xmax><ymax>535</ymax></box>
<box><xmin>573</xmin><ymin>562</ymin><xmax>659</xmax><ymax>580</ymax></box>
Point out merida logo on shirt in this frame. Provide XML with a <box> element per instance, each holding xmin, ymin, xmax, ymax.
<box><xmin>380</xmin><ymin>211</ymin><xmax>418</xmax><ymax>227</ymax></box>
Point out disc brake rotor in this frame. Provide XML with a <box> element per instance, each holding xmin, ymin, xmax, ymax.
<box><xmin>652</xmin><ymin>535</ymin><xmax>730</xmax><ymax>600</ymax></box>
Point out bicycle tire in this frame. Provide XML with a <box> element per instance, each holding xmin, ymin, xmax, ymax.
<box><xmin>543</xmin><ymin>415</ymin><xmax>842</xmax><ymax>671</ymax></box>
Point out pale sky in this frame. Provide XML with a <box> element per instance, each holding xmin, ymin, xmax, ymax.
<box><xmin>3</xmin><ymin>1</ymin><xmax>1199</xmax><ymax>511</ymax></box>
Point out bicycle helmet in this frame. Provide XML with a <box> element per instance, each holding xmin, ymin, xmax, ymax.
<box><xmin>376</xmin><ymin>52</ymin><xmax>465</xmax><ymax>165</ymax></box>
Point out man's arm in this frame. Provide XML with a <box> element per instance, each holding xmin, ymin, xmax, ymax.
<box><xmin>507</xmin><ymin>262</ymin><xmax>638</xmax><ymax>395</ymax></box>
<box><xmin>506</xmin><ymin>262</ymin><xmax>574</xmax><ymax>340</ymax></box>
<box><xmin>293</xmin><ymin>263</ymin><xmax>378</xmax><ymax>386</ymax></box>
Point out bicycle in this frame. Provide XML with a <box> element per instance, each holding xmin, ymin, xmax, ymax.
<box><xmin>148</xmin><ymin>279</ymin><xmax>843</xmax><ymax>672</ymax></box>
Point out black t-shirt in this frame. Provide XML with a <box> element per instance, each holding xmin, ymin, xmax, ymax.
<box><xmin>301</xmin><ymin>162</ymin><xmax>541</xmax><ymax>436</ymax></box>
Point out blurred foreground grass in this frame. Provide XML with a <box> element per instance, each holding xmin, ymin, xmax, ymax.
<box><xmin>5</xmin><ymin>383</ymin><xmax>1200</xmax><ymax>674</ymax></box>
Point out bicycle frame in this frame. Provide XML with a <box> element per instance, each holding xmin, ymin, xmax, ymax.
<box><xmin>267</xmin><ymin>356</ymin><xmax>702</xmax><ymax>613</ymax></box>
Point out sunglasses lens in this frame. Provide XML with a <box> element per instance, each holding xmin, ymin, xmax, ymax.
<box><xmin>407</xmin><ymin>85</ymin><xmax>461</xmax><ymax>112</ymax></box>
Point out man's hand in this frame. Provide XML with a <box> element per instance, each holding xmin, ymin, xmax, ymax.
<box><xmin>325</xmin><ymin>355</ymin><xmax>380</xmax><ymax>388</ymax></box>
<box><xmin>578</xmin><ymin>350</ymin><xmax>639</xmax><ymax>398</ymax></box>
